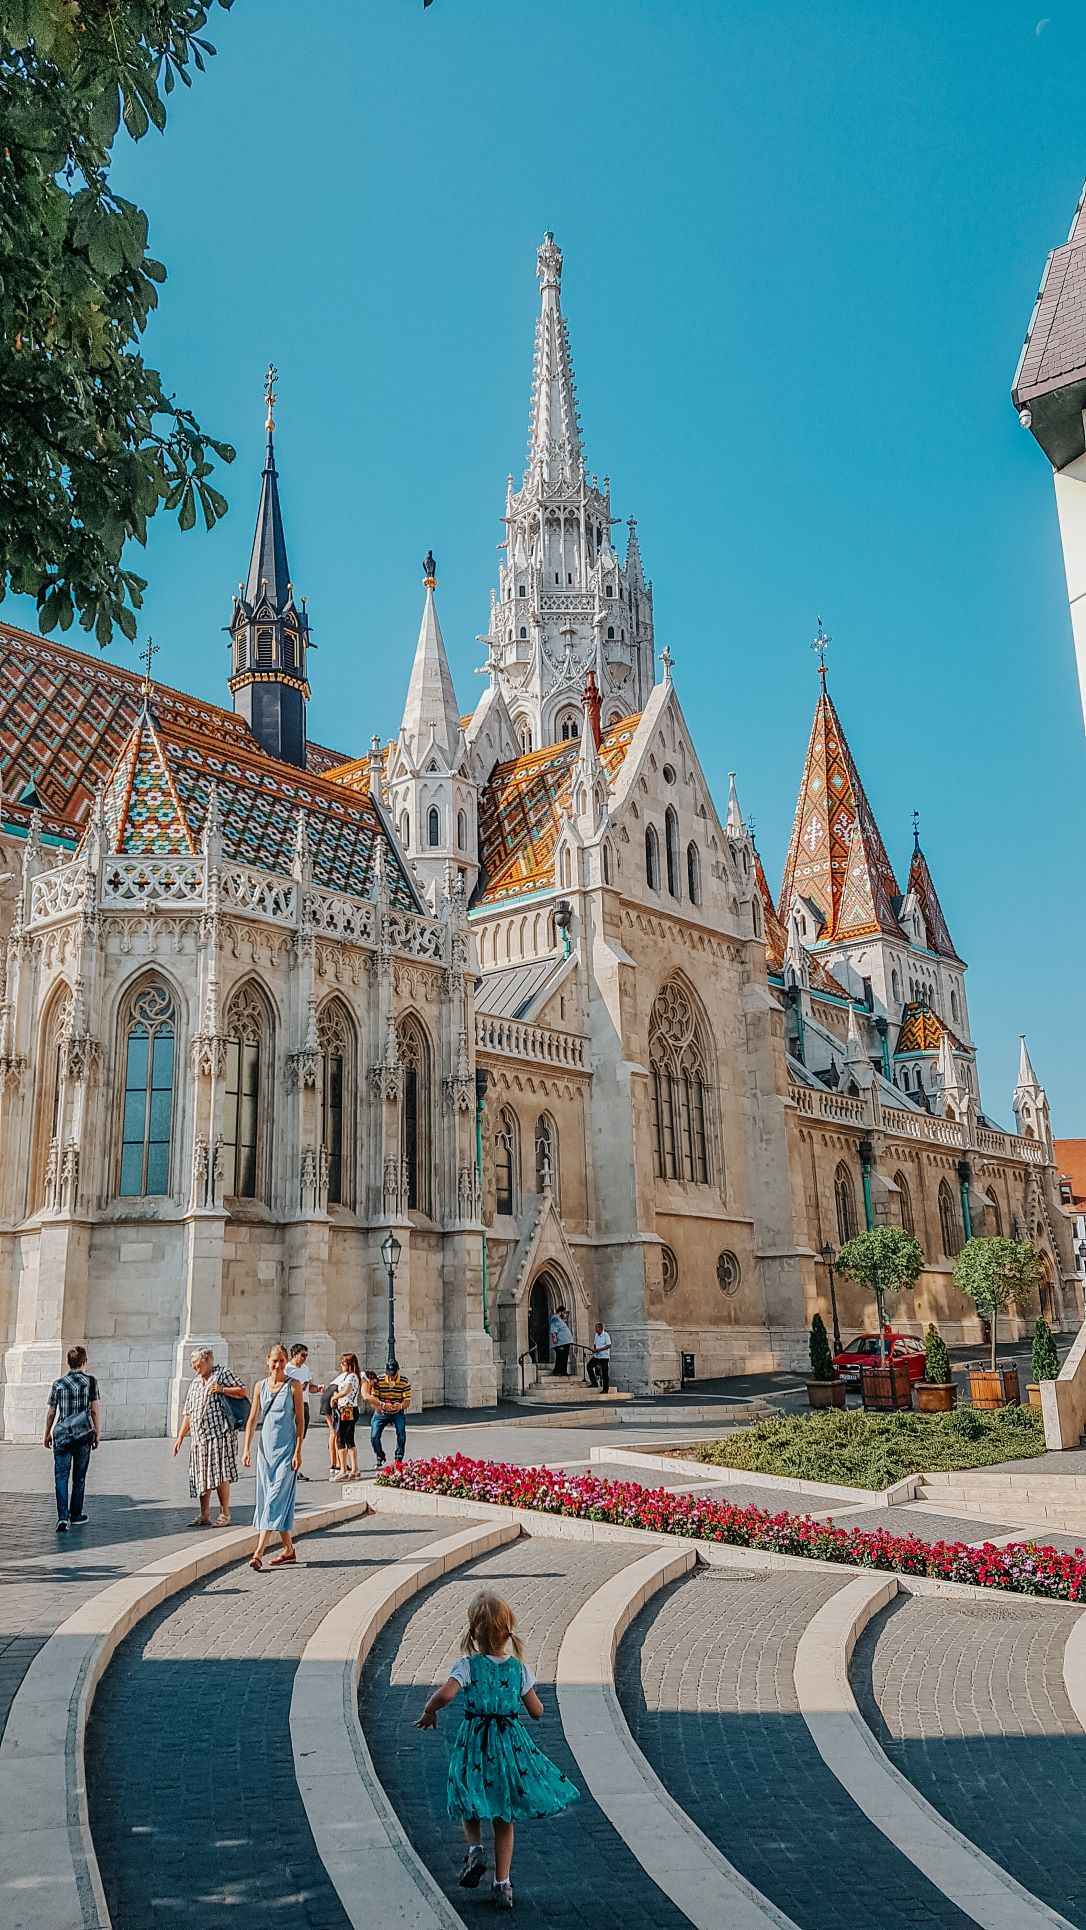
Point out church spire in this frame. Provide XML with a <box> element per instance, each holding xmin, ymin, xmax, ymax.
<box><xmin>904</xmin><ymin>816</ymin><xmax>962</xmax><ymax>964</ymax></box>
<box><xmin>527</xmin><ymin>232</ymin><xmax>582</xmax><ymax>487</ymax></box>
<box><xmin>778</xmin><ymin>650</ymin><xmax>901</xmax><ymax>943</ymax></box>
<box><xmin>400</xmin><ymin>552</ymin><xmax>462</xmax><ymax>765</ymax></box>
<box><xmin>228</xmin><ymin>366</ymin><xmax>311</xmax><ymax>768</ymax></box>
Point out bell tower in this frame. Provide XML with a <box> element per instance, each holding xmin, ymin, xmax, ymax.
<box><xmin>228</xmin><ymin>365</ymin><xmax>311</xmax><ymax>767</ymax></box>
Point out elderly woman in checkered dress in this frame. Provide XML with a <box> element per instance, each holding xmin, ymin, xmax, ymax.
<box><xmin>172</xmin><ymin>1346</ymin><xmax>247</xmax><ymax>1526</ymax></box>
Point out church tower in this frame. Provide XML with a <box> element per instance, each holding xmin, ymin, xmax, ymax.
<box><xmin>479</xmin><ymin>234</ymin><xmax>655</xmax><ymax>752</ymax></box>
<box><xmin>386</xmin><ymin>554</ymin><xmax>479</xmax><ymax>906</ymax></box>
<box><xmin>1013</xmin><ymin>1035</ymin><xmax>1052</xmax><ymax>1152</ymax></box>
<box><xmin>228</xmin><ymin>366</ymin><xmax>311</xmax><ymax>767</ymax></box>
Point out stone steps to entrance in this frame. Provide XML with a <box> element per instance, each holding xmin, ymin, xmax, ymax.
<box><xmin>508</xmin><ymin>1380</ymin><xmax>635</xmax><ymax>1406</ymax></box>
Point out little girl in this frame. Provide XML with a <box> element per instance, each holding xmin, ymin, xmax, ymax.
<box><xmin>416</xmin><ymin>1590</ymin><xmax>578</xmax><ymax>1911</ymax></box>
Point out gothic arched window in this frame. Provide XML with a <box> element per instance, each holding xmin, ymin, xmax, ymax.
<box><xmin>556</xmin><ymin>709</ymin><xmax>580</xmax><ymax>741</ymax></box>
<box><xmin>399</xmin><ymin>1016</ymin><xmax>432</xmax><ymax>1214</ymax></box>
<box><xmin>535</xmin><ymin>1113</ymin><xmax>559</xmax><ymax>1202</ymax></box>
<box><xmin>939</xmin><ymin>1178</ymin><xmax>962</xmax><ymax>1257</ymax></box>
<box><xmin>257</xmin><ymin>627</ymin><xmax>273</xmax><ymax>663</ymax></box>
<box><xmin>427</xmin><ymin>806</ymin><xmax>441</xmax><ymax>848</ymax></box>
<box><xmin>494</xmin><ymin>1106</ymin><xmax>519</xmax><ymax>1216</ymax></box>
<box><xmin>457</xmin><ymin>808</ymin><xmax>467</xmax><ymax>850</ymax></box>
<box><xmin>400</xmin><ymin>812</ymin><xmax>410</xmax><ymax>849</ymax></box>
<box><xmin>894</xmin><ymin>1170</ymin><xmax>914</xmax><ymax>1237</ymax></box>
<box><xmin>223</xmin><ymin>983</ymin><xmax>270</xmax><ymax>1200</ymax></box>
<box><xmin>515</xmin><ymin>715</ymin><xmax>533</xmax><ymax>755</ymax></box>
<box><xmin>645</xmin><ymin>824</ymin><xmax>660</xmax><ymax>892</ymax></box>
<box><xmin>31</xmin><ymin>982</ymin><xmax>72</xmax><ymax>1208</ymax></box>
<box><xmin>686</xmin><ymin>841</ymin><xmax>701</xmax><ymax>905</ymax></box>
<box><xmin>649</xmin><ymin>980</ymin><xmax>714</xmax><ymax>1186</ymax></box>
<box><xmin>891</xmin><ymin>968</ymin><xmax>900</xmax><ymax>1003</ymax></box>
<box><xmin>834</xmin><ymin>1162</ymin><xmax>857</xmax><ymax>1244</ymax></box>
<box><xmin>318</xmin><ymin>999</ymin><xmax>354</xmax><ymax>1208</ymax></box>
<box><xmin>665</xmin><ymin>806</ymin><xmax>680</xmax><ymax>899</ymax></box>
<box><xmin>119</xmin><ymin>980</ymin><xmax>176</xmax><ymax>1197</ymax></box>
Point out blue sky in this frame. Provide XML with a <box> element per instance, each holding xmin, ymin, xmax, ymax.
<box><xmin>6</xmin><ymin>0</ymin><xmax>1085</xmax><ymax>1128</ymax></box>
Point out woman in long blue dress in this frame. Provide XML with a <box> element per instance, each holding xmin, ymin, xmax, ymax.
<box><xmin>242</xmin><ymin>1343</ymin><xmax>304</xmax><ymax>1570</ymax></box>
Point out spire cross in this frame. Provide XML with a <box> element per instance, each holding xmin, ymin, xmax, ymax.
<box><xmin>912</xmin><ymin>808</ymin><xmax>921</xmax><ymax>849</ymax></box>
<box><xmin>264</xmin><ymin>363</ymin><xmax>278</xmax><ymax>433</ymax></box>
<box><xmin>811</xmin><ymin>616</ymin><xmax>831</xmax><ymax>678</ymax></box>
<box><xmin>138</xmin><ymin>637</ymin><xmax>159</xmax><ymax>695</ymax></box>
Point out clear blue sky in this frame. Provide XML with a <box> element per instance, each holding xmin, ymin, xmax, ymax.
<box><xmin>5</xmin><ymin>0</ymin><xmax>1085</xmax><ymax>1129</ymax></box>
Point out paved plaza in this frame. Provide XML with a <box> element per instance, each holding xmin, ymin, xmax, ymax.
<box><xmin>5</xmin><ymin>1415</ymin><xmax>1086</xmax><ymax>1930</ymax></box>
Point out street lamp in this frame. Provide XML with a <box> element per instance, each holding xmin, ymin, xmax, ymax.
<box><xmin>380</xmin><ymin>1231</ymin><xmax>402</xmax><ymax>1375</ymax></box>
<box><xmin>820</xmin><ymin>1242</ymin><xmax>843</xmax><ymax>1355</ymax></box>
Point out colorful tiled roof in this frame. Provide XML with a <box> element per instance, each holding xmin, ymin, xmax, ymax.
<box><xmin>476</xmin><ymin>714</ymin><xmax>640</xmax><ymax>905</ymax></box>
<box><xmin>95</xmin><ymin>701</ymin><xmax>417</xmax><ymax>907</ymax></box>
<box><xmin>778</xmin><ymin>673</ymin><xmax>902</xmax><ymax>943</ymax></box>
<box><xmin>0</xmin><ymin>622</ymin><xmax>347</xmax><ymax>835</ymax></box>
<box><xmin>751</xmin><ymin>845</ymin><xmax>853</xmax><ymax>999</ymax></box>
<box><xmin>894</xmin><ymin>1001</ymin><xmax>965</xmax><ymax>1056</ymax></box>
<box><xmin>904</xmin><ymin>841</ymin><xmax>961</xmax><ymax>963</ymax></box>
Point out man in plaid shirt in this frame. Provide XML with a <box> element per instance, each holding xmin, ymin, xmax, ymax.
<box><xmin>44</xmin><ymin>1345</ymin><xmax>101</xmax><ymax>1532</ymax></box>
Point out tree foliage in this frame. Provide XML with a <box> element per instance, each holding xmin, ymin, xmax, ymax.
<box><xmin>1031</xmin><ymin>1315</ymin><xmax>1060</xmax><ymax>1385</ymax></box>
<box><xmin>954</xmin><ymin>1236</ymin><xmax>1043</xmax><ymax>1370</ymax></box>
<box><xmin>0</xmin><ymin>0</ymin><xmax>236</xmax><ymax>645</ymax></box>
<box><xmin>809</xmin><ymin>1312</ymin><xmax>834</xmax><ymax>1381</ymax></box>
<box><xmin>923</xmin><ymin>1324</ymin><xmax>951</xmax><ymax>1385</ymax></box>
<box><xmin>835</xmin><ymin>1226</ymin><xmax>924</xmax><ymax>1298</ymax></box>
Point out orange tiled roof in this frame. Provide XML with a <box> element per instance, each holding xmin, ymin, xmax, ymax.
<box><xmin>894</xmin><ymin>1000</ymin><xmax>965</xmax><ymax>1055</ymax></box>
<box><xmin>0</xmin><ymin>621</ymin><xmax>347</xmax><ymax>836</ymax></box>
<box><xmin>1054</xmin><ymin>1140</ymin><xmax>1086</xmax><ymax>1205</ymax></box>
<box><xmin>755</xmin><ymin>845</ymin><xmax>851</xmax><ymax>998</ymax></box>
<box><xmin>778</xmin><ymin>676</ymin><xmax>902</xmax><ymax>943</ymax></box>
<box><xmin>905</xmin><ymin>841</ymin><xmax>962</xmax><ymax>963</ymax></box>
<box><xmin>476</xmin><ymin>714</ymin><xmax>640</xmax><ymax>905</ymax></box>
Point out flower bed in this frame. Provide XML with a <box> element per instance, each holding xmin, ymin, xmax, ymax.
<box><xmin>685</xmin><ymin>1405</ymin><xmax>1045</xmax><ymax>1490</ymax></box>
<box><xmin>376</xmin><ymin>1453</ymin><xmax>1086</xmax><ymax>1602</ymax></box>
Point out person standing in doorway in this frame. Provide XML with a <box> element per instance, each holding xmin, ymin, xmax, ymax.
<box><xmin>368</xmin><ymin>1359</ymin><xmax>412</xmax><ymax>1467</ymax></box>
<box><xmin>587</xmin><ymin>1321</ymin><xmax>611</xmax><ymax>1393</ymax></box>
<box><xmin>285</xmin><ymin>1343</ymin><xmax>323</xmax><ymax>1481</ymax></box>
<box><xmin>549</xmin><ymin>1306</ymin><xmax>573</xmax><ymax>1377</ymax></box>
<box><xmin>44</xmin><ymin>1345</ymin><xmax>101</xmax><ymax>1533</ymax></box>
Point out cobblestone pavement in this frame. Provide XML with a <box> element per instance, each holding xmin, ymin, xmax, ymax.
<box><xmin>615</xmin><ymin>1567</ymin><xmax>976</xmax><ymax>1930</ymax></box>
<box><xmin>853</xmin><ymin>1592</ymin><xmax>1086</xmax><ymax>1926</ymax></box>
<box><xmin>359</xmin><ymin>1535</ymin><xmax>691</xmax><ymax>1930</ymax></box>
<box><xmin>85</xmin><ymin>1511</ymin><xmax>454</xmax><ymax>1930</ymax></box>
<box><xmin>829</xmin><ymin>1505</ymin><xmax>1019</xmax><ymax>1542</ymax></box>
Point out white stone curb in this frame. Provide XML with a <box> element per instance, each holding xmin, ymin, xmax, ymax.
<box><xmin>591</xmin><ymin>1440</ymin><xmax>920</xmax><ymax>1506</ymax></box>
<box><xmin>1060</xmin><ymin>1611</ymin><xmax>1086</xmax><ymax>1734</ymax></box>
<box><xmin>0</xmin><ymin>1499</ymin><xmax>370</xmax><ymax>1930</ymax></box>
<box><xmin>556</xmin><ymin>1543</ymin><xmax>798</xmax><ymax>1930</ymax></box>
<box><xmin>291</xmin><ymin>1521</ymin><xmax>519</xmax><ymax>1930</ymax></box>
<box><xmin>794</xmin><ymin>1574</ymin><xmax>1076</xmax><ymax>1930</ymax></box>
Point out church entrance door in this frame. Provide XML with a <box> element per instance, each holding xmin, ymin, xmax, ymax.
<box><xmin>528</xmin><ymin>1276</ymin><xmax>553</xmax><ymax>1366</ymax></box>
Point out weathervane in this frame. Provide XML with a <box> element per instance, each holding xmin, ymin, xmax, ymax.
<box><xmin>138</xmin><ymin>637</ymin><xmax>159</xmax><ymax>696</ymax></box>
<box><xmin>423</xmin><ymin>550</ymin><xmax>437</xmax><ymax>587</ymax></box>
<box><xmin>264</xmin><ymin>363</ymin><xmax>278</xmax><ymax>434</ymax></box>
<box><xmin>811</xmin><ymin>616</ymin><xmax>831</xmax><ymax>677</ymax></box>
<box><xmin>912</xmin><ymin>808</ymin><xmax>921</xmax><ymax>849</ymax></box>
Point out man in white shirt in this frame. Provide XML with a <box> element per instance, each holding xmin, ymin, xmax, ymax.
<box><xmin>587</xmin><ymin>1321</ymin><xmax>611</xmax><ymax>1393</ymax></box>
<box><xmin>285</xmin><ymin>1344</ymin><xmax>324</xmax><ymax>1480</ymax></box>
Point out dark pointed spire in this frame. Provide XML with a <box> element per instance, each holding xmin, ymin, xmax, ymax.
<box><xmin>228</xmin><ymin>366</ymin><xmax>311</xmax><ymax>768</ymax></box>
<box><xmin>244</xmin><ymin>365</ymin><xmax>292</xmax><ymax>608</ymax></box>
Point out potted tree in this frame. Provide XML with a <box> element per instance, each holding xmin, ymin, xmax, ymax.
<box><xmin>1026</xmin><ymin>1315</ymin><xmax>1060</xmax><ymax>1411</ymax></box>
<box><xmin>954</xmin><ymin>1236</ymin><xmax>1042</xmax><ymax>1408</ymax></box>
<box><xmin>914</xmin><ymin>1324</ymin><xmax>956</xmax><ymax>1413</ymax></box>
<box><xmin>806</xmin><ymin>1312</ymin><xmax>846</xmax><ymax>1409</ymax></box>
<box><xmin>835</xmin><ymin>1227</ymin><xmax>924</xmax><ymax>1411</ymax></box>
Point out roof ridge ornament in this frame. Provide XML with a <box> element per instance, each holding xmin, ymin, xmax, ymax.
<box><xmin>264</xmin><ymin>362</ymin><xmax>278</xmax><ymax>436</ymax></box>
<box><xmin>137</xmin><ymin>637</ymin><xmax>159</xmax><ymax>704</ymax></box>
<box><xmin>811</xmin><ymin>615</ymin><xmax>830</xmax><ymax>681</ymax></box>
<box><xmin>537</xmin><ymin>231</ymin><xmax>563</xmax><ymax>289</ymax></box>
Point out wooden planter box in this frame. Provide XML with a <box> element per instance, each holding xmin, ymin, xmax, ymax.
<box><xmin>914</xmin><ymin>1380</ymin><xmax>957</xmax><ymax>1414</ymax></box>
<box><xmin>860</xmin><ymin>1360</ymin><xmax>913</xmax><ymax>1411</ymax></box>
<box><xmin>967</xmin><ymin>1365</ymin><xmax>1021</xmax><ymax>1410</ymax></box>
<box><xmin>1027</xmin><ymin>1382</ymin><xmax>1043</xmax><ymax>1411</ymax></box>
<box><xmin>806</xmin><ymin>1378</ymin><xmax>846</xmax><ymax>1410</ymax></box>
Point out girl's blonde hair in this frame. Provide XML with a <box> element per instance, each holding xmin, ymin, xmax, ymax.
<box><xmin>461</xmin><ymin>1591</ymin><xmax>523</xmax><ymax>1660</ymax></box>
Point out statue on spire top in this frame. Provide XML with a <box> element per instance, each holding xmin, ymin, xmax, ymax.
<box><xmin>264</xmin><ymin>363</ymin><xmax>278</xmax><ymax>434</ymax></box>
<box><xmin>423</xmin><ymin>549</ymin><xmax>437</xmax><ymax>587</ymax></box>
<box><xmin>537</xmin><ymin>231</ymin><xmax>563</xmax><ymax>288</ymax></box>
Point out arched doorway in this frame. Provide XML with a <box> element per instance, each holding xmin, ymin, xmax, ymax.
<box><xmin>1038</xmin><ymin>1252</ymin><xmax>1055</xmax><ymax>1324</ymax></box>
<box><xmin>528</xmin><ymin>1275</ymin><xmax>553</xmax><ymax>1365</ymax></box>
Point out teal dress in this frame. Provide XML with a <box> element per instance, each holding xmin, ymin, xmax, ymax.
<box><xmin>253</xmin><ymin>1377</ymin><xmax>298</xmax><ymax>1531</ymax></box>
<box><xmin>445</xmin><ymin>1652</ymin><xmax>579</xmax><ymax>1823</ymax></box>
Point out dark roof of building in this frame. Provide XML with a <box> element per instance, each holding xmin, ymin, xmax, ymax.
<box><xmin>474</xmin><ymin>955</ymin><xmax>566</xmax><ymax>1020</ymax></box>
<box><xmin>1013</xmin><ymin>183</ymin><xmax>1086</xmax><ymax>466</ymax></box>
<box><xmin>244</xmin><ymin>430</ymin><xmax>292</xmax><ymax>607</ymax></box>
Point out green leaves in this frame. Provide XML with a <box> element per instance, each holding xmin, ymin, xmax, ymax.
<box><xmin>0</xmin><ymin>1</ymin><xmax>237</xmax><ymax>643</ymax></box>
<box><xmin>835</xmin><ymin>1226</ymin><xmax>925</xmax><ymax>1297</ymax></box>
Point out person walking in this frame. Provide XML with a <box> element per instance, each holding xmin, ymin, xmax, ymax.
<box><xmin>549</xmin><ymin>1306</ymin><xmax>573</xmax><ymax>1377</ymax></box>
<box><xmin>587</xmin><ymin>1321</ymin><xmax>611</xmax><ymax>1393</ymax></box>
<box><xmin>367</xmin><ymin>1359</ymin><xmax>412</xmax><ymax>1466</ymax></box>
<box><xmin>285</xmin><ymin>1343</ymin><xmax>323</xmax><ymax>1481</ymax></box>
<box><xmin>44</xmin><ymin>1345</ymin><xmax>101</xmax><ymax>1533</ymax></box>
<box><xmin>329</xmin><ymin>1352</ymin><xmax>362</xmax><ymax>1480</ymax></box>
<box><xmin>243</xmin><ymin>1343</ymin><xmax>304</xmax><ymax>1570</ymax></box>
<box><xmin>416</xmin><ymin>1589</ymin><xmax>579</xmax><ymax>1912</ymax></box>
<box><xmin>173</xmin><ymin>1347</ymin><xmax>247</xmax><ymax>1526</ymax></box>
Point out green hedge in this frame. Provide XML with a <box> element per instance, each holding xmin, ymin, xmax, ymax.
<box><xmin>689</xmin><ymin>1405</ymin><xmax>1045</xmax><ymax>1491</ymax></box>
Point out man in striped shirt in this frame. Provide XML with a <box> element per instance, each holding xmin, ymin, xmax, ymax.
<box><xmin>366</xmin><ymin>1361</ymin><xmax>412</xmax><ymax>1466</ymax></box>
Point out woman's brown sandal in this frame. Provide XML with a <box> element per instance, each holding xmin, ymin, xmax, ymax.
<box><xmin>269</xmin><ymin>1550</ymin><xmax>296</xmax><ymax>1566</ymax></box>
<box><xmin>249</xmin><ymin>1555</ymin><xmax>263</xmax><ymax>1570</ymax></box>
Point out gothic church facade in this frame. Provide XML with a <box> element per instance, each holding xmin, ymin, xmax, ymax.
<box><xmin>0</xmin><ymin>237</ymin><xmax>1074</xmax><ymax>1437</ymax></box>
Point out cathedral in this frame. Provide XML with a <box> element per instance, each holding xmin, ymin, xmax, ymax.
<box><xmin>0</xmin><ymin>235</ymin><xmax>1074</xmax><ymax>1439</ymax></box>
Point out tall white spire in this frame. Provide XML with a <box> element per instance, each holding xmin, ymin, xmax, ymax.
<box><xmin>725</xmin><ymin>770</ymin><xmax>745</xmax><ymax>838</ymax></box>
<box><xmin>527</xmin><ymin>233</ymin><xmax>582</xmax><ymax>487</ymax></box>
<box><xmin>400</xmin><ymin>552</ymin><xmax>461</xmax><ymax>764</ymax></box>
<box><xmin>1017</xmin><ymin>1034</ymin><xmax>1039</xmax><ymax>1090</ymax></box>
<box><xmin>1013</xmin><ymin>1033</ymin><xmax>1051</xmax><ymax>1149</ymax></box>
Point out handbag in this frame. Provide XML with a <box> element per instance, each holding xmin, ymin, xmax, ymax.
<box><xmin>337</xmin><ymin>1404</ymin><xmax>356</xmax><ymax>1424</ymax></box>
<box><xmin>53</xmin><ymin>1407</ymin><xmax>96</xmax><ymax>1451</ymax></box>
<box><xmin>215</xmin><ymin>1382</ymin><xmax>250</xmax><ymax>1430</ymax></box>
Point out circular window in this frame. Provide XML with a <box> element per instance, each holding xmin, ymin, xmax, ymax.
<box><xmin>716</xmin><ymin>1250</ymin><xmax>741</xmax><ymax>1296</ymax></box>
<box><xmin>661</xmin><ymin>763</ymin><xmax>676</xmax><ymax>785</ymax></box>
<box><xmin>661</xmin><ymin>1245</ymin><xmax>678</xmax><ymax>1295</ymax></box>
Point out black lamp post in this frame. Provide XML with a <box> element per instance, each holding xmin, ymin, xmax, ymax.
<box><xmin>820</xmin><ymin>1242</ymin><xmax>843</xmax><ymax>1355</ymax></box>
<box><xmin>380</xmin><ymin>1231</ymin><xmax>402</xmax><ymax>1375</ymax></box>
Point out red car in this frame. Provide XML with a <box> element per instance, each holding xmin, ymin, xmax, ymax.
<box><xmin>832</xmin><ymin>1332</ymin><xmax>926</xmax><ymax>1384</ymax></box>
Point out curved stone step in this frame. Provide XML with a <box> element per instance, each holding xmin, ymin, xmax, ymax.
<box><xmin>357</xmin><ymin>1531</ymin><xmax>694</xmax><ymax>1927</ymax></box>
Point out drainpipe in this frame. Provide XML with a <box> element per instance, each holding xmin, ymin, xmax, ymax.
<box><xmin>555</xmin><ymin>898</ymin><xmax>573</xmax><ymax>959</ymax></box>
<box><xmin>957</xmin><ymin>1158</ymin><xmax>973</xmax><ymax>1243</ymax></box>
<box><xmin>874</xmin><ymin>1015</ymin><xmax>891</xmax><ymax>1083</ymax></box>
<box><xmin>859</xmin><ymin>1136</ymin><xmax>875</xmax><ymax>1231</ymax></box>
<box><xmin>475</xmin><ymin>1068</ymin><xmax>490</xmax><ymax>1334</ymax></box>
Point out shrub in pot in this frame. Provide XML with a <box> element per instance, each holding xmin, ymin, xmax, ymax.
<box><xmin>954</xmin><ymin>1236</ymin><xmax>1043</xmax><ymax>1408</ymax></box>
<box><xmin>835</xmin><ymin>1227</ymin><xmax>924</xmax><ymax>1410</ymax></box>
<box><xmin>806</xmin><ymin>1313</ymin><xmax>845</xmax><ymax>1409</ymax></box>
<box><xmin>1027</xmin><ymin>1315</ymin><xmax>1060</xmax><ymax>1410</ymax></box>
<box><xmin>914</xmin><ymin>1323</ymin><xmax>956</xmax><ymax>1413</ymax></box>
